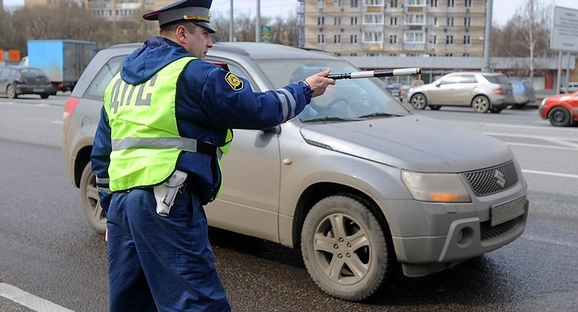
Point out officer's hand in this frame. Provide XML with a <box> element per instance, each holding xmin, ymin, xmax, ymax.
<box><xmin>305</xmin><ymin>69</ymin><xmax>335</xmax><ymax>98</ymax></box>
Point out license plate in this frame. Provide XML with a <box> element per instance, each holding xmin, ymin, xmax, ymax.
<box><xmin>33</xmin><ymin>88</ymin><xmax>45</xmax><ymax>92</ymax></box>
<box><xmin>490</xmin><ymin>196</ymin><xmax>526</xmax><ymax>226</ymax></box>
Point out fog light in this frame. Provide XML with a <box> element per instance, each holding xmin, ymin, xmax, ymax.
<box><xmin>456</xmin><ymin>227</ymin><xmax>474</xmax><ymax>248</ymax></box>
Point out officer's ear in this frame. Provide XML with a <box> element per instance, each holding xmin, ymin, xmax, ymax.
<box><xmin>176</xmin><ymin>24</ymin><xmax>189</xmax><ymax>44</ymax></box>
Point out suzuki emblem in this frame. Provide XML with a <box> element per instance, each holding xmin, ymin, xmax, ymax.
<box><xmin>494</xmin><ymin>170</ymin><xmax>506</xmax><ymax>188</ymax></box>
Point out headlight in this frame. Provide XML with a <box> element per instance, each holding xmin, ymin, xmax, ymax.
<box><xmin>401</xmin><ymin>170</ymin><xmax>471</xmax><ymax>202</ymax></box>
<box><xmin>540</xmin><ymin>98</ymin><xmax>547</xmax><ymax>106</ymax></box>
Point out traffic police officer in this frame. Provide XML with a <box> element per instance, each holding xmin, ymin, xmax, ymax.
<box><xmin>90</xmin><ymin>0</ymin><xmax>335</xmax><ymax>311</ymax></box>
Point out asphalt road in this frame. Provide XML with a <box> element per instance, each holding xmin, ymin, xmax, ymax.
<box><xmin>0</xmin><ymin>94</ymin><xmax>577</xmax><ymax>311</ymax></box>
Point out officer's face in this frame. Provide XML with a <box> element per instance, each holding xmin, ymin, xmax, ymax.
<box><xmin>184</xmin><ymin>24</ymin><xmax>213</xmax><ymax>59</ymax></box>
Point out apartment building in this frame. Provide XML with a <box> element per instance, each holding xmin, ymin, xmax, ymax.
<box><xmin>302</xmin><ymin>0</ymin><xmax>485</xmax><ymax>57</ymax></box>
<box><xmin>24</xmin><ymin>0</ymin><xmax>172</xmax><ymax>22</ymax></box>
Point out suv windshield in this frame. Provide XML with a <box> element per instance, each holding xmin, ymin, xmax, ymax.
<box><xmin>254</xmin><ymin>59</ymin><xmax>409</xmax><ymax>122</ymax></box>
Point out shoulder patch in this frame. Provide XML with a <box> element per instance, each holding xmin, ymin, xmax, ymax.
<box><xmin>224</xmin><ymin>72</ymin><xmax>244</xmax><ymax>91</ymax></box>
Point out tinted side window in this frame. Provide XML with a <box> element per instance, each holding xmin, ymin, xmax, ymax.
<box><xmin>459</xmin><ymin>75</ymin><xmax>477</xmax><ymax>83</ymax></box>
<box><xmin>439</xmin><ymin>76</ymin><xmax>460</xmax><ymax>85</ymax></box>
<box><xmin>84</xmin><ymin>55</ymin><xmax>126</xmax><ymax>100</ymax></box>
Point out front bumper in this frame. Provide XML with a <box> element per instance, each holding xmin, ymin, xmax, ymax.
<box><xmin>380</xmin><ymin>186</ymin><xmax>528</xmax><ymax>277</ymax></box>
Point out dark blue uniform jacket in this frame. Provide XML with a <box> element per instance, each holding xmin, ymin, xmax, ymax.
<box><xmin>91</xmin><ymin>37</ymin><xmax>313</xmax><ymax>209</ymax></box>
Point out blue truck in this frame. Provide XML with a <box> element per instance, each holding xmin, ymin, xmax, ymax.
<box><xmin>26</xmin><ymin>39</ymin><xmax>97</xmax><ymax>92</ymax></box>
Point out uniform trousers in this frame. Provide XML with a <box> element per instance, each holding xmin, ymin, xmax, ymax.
<box><xmin>106</xmin><ymin>186</ymin><xmax>231</xmax><ymax>312</ymax></box>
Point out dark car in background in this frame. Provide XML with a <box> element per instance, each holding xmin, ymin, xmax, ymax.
<box><xmin>539</xmin><ymin>91</ymin><xmax>578</xmax><ymax>126</ymax></box>
<box><xmin>510</xmin><ymin>79</ymin><xmax>536</xmax><ymax>108</ymax></box>
<box><xmin>62</xmin><ymin>42</ymin><xmax>528</xmax><ymax>301</ymax></box>
<box><xmin>0</xmin><ymin>65</ymin><xmax>53</xmax><ymax>99</ymax></box>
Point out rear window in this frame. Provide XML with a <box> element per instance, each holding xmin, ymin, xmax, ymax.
<box><xmin>483</xmin><ymin>74</ymin><xmax>510</xmax><ymax>84</ymax></box>
<box><xmin>21</xmin><ymin>68</ymin><xmax>46</xmax><ymax>78</ymax></box>
<box><xmin>510</xmin><ymin>81</ymin><xmax>521</xmax><ymax>89</ymax></box>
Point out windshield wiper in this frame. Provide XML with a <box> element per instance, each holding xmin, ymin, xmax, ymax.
<box><xmin>358</xmin><ymin>112</ymin><xmax>402</xmax><ymax>119</ymax></box>
<box><xmin>302</xmin><ymin>116</ymin><xmax>358</xmax><ymax>123</ymax></box>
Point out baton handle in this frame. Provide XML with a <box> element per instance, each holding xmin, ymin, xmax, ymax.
<box><xmin>328</xmin><ymin>67</ymin><xmax>422</xmax><ymax>79</ymax></box>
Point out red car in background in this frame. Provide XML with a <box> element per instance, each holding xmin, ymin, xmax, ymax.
<box><xmin>539</xmin><ymin>91</ymin><xmax>578</xmax><ymax>127</ymax></box>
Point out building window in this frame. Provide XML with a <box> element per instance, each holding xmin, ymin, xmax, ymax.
<box><xmin>390</xmin><ymin>16</ymin><xmax>398</xmax><ymax>25</ymax></box>
<box><xmin>446</xmin><ymin>53</ymin><xmax>453</xmax><ymax>56</ymax></box>
<box><xmin>463</xmin><ymin>53</ymin><xmax>470</xmax><ymax>57</ymax></box>
<box><xmin>447</xmin><ymin>0</ymin><xmax>454</xmax><ymax>7</ymax></box>
<box><xmin>317</xmin><ymin>16</ymin><xmax>325</xmax><ymax>25</ymax></box>
<box><xmin>463</xmin><ymin>35</ymin><xmax>470</xmax><ymax>44</ymax></box>
<box><xmin>464</xmin><ymin>16</ymin><xmax>471</xmax><ymax>26</ymax></box>
<box><xmin>318</xmin><ymin>0</ymin><xmax>325</xmax><ymax>9</ymax></box>
<box><xmin>446</xmin><ymin>35</ymin><xmax>454</xmax><ymax>44</ymax></box>
<box><xmin>334</xmin><ymin>35</ymin><xmax>342</xmax><ymax>43</ymax></box>
<box><xmin>447</xmin><ymin>17</ymin><xmax>454</xmax><ymax>26</ymax></box>
<box><xmin>430</xmin><ymin>0</ymin><xmax>438</xmax><ymax>7</ymax></box>
<box><xmin>406</xmin><ymin>14</ymin><xmax>425</xmax><ymax>25</ymax></box>
<box><xmin>318</xmin><ymin>35</ymin><xmax>325</xmax><ymax>44</ymax></box>
<box><xmin>351</xmin><ymin>16</ymin><xmax>358</xmax><ymax>25</ymax></box>
<box><xmin>366</xmin><ymin>52</ymin><xmax>379</xmax><ymax>57</ymax></box>
<box><xmin>335</xmin><ymin>16</ymin><xmax>342</xmax><ymax>25</ymax></box>
<box><xmin>351</xmin><ymin>0</ymin><xmax>359</xmax><ymax>7</ymax></box>
<box><xmin>407</xmin><ymin>0</ymin><xmax>425</xmax><ymax>5</ymax></box>
<box><xmin>465</xmin><ymin>0</ymin><xmax>472</xmax><ymax>8</ymax></box>
<box><xmin>364</xmin><ymin>14</ymin><xmax>384</xmax><ymax>25</ymax></box>
<box><xmin>405</xmin><ymin>32</ymin><xmax>424</xmax><ymax>43</ymax></box>
<box><xmin>364</xmin><ymin>32</ymin><xmax>383</xmax><ymax>42</ymax></box>
<box><xmin>365</xmin><ymin>0</ymin><xmax>383</xmax><ymax>5</ymax></box>
<box><xmin>429</xmin><ymin>16</ymin><xmax>438</xmax><ymax>26</ymax></box>
<box><xmin>429</xmin><ymin>35</ymin><xmax>437</xmax><ymax>44</ymax></box>
<box><xmin>390</xmin><ymin>35</ymin><xmax>397</xmax><ymax>44</ymax></box>
<box><xmin>351</xmin><ymin>35</ymin><xmax>358</xmax><ymax>43</ymax></box>
<box><xmin>334</xmin><ymin>0</ymin><xmax>342</xmax><ymax>7</ymax></box>
<box><xmin>390</xmin><ymin>0</ymin><xmax>398</xmax><ymax>7</ymax></box>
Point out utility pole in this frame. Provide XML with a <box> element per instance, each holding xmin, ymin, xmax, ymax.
<box><xmin>229</xmin><ymin>0</ymin><xmax>234</xmax><ymax>42</ymax></box>
<box><xmin>482</xmin><ymin>0</ymin><xmax>493</xmax><ymax>72</ymax></box>
<box><xmin>256</xmin><ymin>0</ymin><xmax>261</xmax><ymax>43</ymax></box>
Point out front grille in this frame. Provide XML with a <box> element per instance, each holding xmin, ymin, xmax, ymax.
<box><xmin>480</xmin><ymin>214</ymin><xmax>523</xmax><ymax>241</ymax></box>
<box><xmin>462</xmin><ymin>161</ymin><xmax>518</xmax><ymax>196</ymax></box>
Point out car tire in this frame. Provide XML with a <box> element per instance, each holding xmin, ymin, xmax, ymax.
<box><xmin>429</xmin><ymin>105</ymin><xmax>441</xmax><ymax>110</ymax></box>
<box><xmin>472</xmin><ymin>95</ymin><xmax>490</xmax><ymax>113</ymax></box>
<box><xmin>301</xmin><ymin>195</ymin><xmax>398</xmax><ymax>301</ymax></box>
<box><xmin>410</xmin><ymin>93</ymin><xmax>427</xmax><ymax>110</ymax></box>
<box><xmin>6</xmin><ymin>84</ymin><xmax>17</xmax><ymax>99</ymax></box>
<box><xmin>80</xmin><ymin>161</ymin><xmax>107</xmax><ymax>234</ymax></box>
<box><xmin>40</xmin><ymin>94</ymin><xmax>50</xmax><ymax>99</ymax></box>
<box><xmin>548</xmin><ymin>107</ymin><xmax>571</xmax><ymax>127</ymax></box>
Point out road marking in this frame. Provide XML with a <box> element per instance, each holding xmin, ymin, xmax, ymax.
<box><xmin>506</xmin><ymin>142</ymin><xmax>578</xmax><ymax>151</ymax></box>
<box><xmin>0</xmin><ymin>283</ymin><xmax>74</xmax><ymax>312</ymax></box>
<box><xmin>522</xmin><ymin>169</ymin><xmax>578</xmax><ymax>179</ymax></box>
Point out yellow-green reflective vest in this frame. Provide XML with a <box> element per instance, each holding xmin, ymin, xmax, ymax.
<box><xmin>103</xmin><ymin>57</ymin><xmax>232</xmax><ymax>193</ymax></box>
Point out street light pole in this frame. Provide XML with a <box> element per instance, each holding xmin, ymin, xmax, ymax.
<box><xmin>256</xmin><ymin>0</ymin><xmax>261</xmax><ymax>43</ymax></box>
<box><xmin>482</xmin><ymin>0</ymin><xmax>493</xmax><ymax>72</ymax></box>
<box><xmin>229</xmin><ymin>0</ymin><xmax>234</xmax><ymax>42</ymax></box>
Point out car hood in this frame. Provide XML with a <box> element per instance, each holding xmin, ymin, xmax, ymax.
<box><xmin>546</xmin><ymin>92</ymin><xmax>576</xmax><ymax>103</ymax></box>
<box><xmin>299</xmin><ymin>115</ymin><xmax>512</xmax><ymax>173</ymax></box>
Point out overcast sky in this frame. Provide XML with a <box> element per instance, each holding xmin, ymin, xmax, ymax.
<box><xmin>3</xmin><ymin>0</ymin><xmax>578</xmax><ymax>26</ymax></box>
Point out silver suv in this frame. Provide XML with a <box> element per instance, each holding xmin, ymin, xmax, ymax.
<box><xmin>408</xmin><ymin>72</ymin><xmax>515</xmax><ymax>113</ymax></box>
<box><xmin>62</xmin><ymin>42</ymin><xmax>528</xmax><ymax>301</ymax></box>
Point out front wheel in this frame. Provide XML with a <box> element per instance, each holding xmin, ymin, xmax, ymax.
<box><xmin>6</xmin><ymin>84</ymin><xmax>17</xmax><ymax>99</ymax></box>
<box><xmin>301</xmin><ymin>195</ymin><xmax>398</xmax><ymax>301</ymax></box>
<box><xmin>410</xmin><ymin>93</ymin><xmax>427</xmax><ymax>110</ymax></box>
<box><xmin>80</xmin><ymin>162</ymin><xmax>106</xmax><ymax>234</ymax></box>
<box><xmin>548</xmin><ymin>107</ymin><xmax>571</xmax><ymax>126</ymax></box>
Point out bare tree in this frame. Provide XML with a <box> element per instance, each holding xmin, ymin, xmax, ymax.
<box><xmin>493</xmin><ymin>0</ymin><xmax>552</xmax><ymax>78</ymax></box>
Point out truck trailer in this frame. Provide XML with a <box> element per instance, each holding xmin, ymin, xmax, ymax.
<box><xmin>27</xmin><ymin>40</ymin><xmax>97</xmax><ymax>92</ymax></box>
